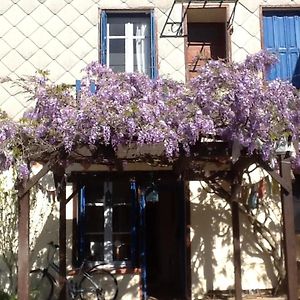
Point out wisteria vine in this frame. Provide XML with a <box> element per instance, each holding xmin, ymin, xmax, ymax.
<box><xmin>1</xmin><ymin>50</ymin><xmax>300</xmax><ymax>178</ymax></box>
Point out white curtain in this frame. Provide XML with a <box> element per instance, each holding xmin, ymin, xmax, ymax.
<box><xmin>135</xmin><ymin>24</ymin><xmax>147</xmax><ymax>73</ymax></box>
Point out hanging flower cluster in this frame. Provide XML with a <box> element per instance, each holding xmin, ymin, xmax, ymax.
<box><xmin>0</xmin><ymin>50</ymin><xmax>299</xmax><ymax>175</ymax></box>
<box><xmin>190</xmin><ymin>51</ymin><xmax>299</xmax><ymax>160</ymax></box>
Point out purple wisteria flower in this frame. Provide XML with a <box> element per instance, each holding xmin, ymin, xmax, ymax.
<box><xmin>0</xmin><ymin>50</ymin><xmax>299</xmax><ymax>173</ymax></box>
<box><xmin>17</xmin><ymin>163</ymin><xmax>29</xmax><ymax>180</ymax></box>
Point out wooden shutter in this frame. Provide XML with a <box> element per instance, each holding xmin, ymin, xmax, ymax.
<box><xmin>78</xmin><ymin>186</ymin><xmax>86</xmax><ymax>263</ymax></box>
<box><xmin>100</xmin><ymin>11</ymin><xmax>107</xmax><ymax>65</ymax></box>
<box><xmin>263</xmin><ymin>11</ymin><xmax>300</xmax><ymax>87</ymax></box>
<box><xmin>150</xmin><ymin>10</ymin><xmax>157</xmax><ymax>79</ymax></box>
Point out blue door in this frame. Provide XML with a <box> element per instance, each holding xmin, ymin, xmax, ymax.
<box><xmin>263</xmin><ymin>11</ymin><xmax>300</xmax><ymax>87</ymax></box>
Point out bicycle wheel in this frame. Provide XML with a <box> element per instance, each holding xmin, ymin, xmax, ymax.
<box><xmin>30</xmin><ymin>269</ymin><xmax>54</xmax><ymax>300</ymax></box>
<box><xmin>79</xmin><ymin>269</ymin><xmax>118</xmax><ymax>300</ymax></box>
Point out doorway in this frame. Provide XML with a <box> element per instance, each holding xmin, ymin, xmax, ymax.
<box><xmin>145</xmin><ymin>177</ymin><xmax>187</xmax><ymax>300</ymax></box>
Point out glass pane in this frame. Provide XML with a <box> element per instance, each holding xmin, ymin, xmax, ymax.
<box><xmin>84</xmin><ymin>234</ymin><xmax>104</xmax><ymax>261</ymax></box>
<box><xmin>113</xmin><ymin>180</ymin><xmax>130</xmax><ymax>204</ymax></box>
<box><xmin>86</xmin><ymin>183</ymin><xmax>104</xmax><ymax>203</ymax></box>
<box><xmin>109</xmin><ymin>20</ymin><xmax>125</xmax><ymax>36</ymax></box>
<box><xmin>109</xmin><ymin>39</ymin><xmax>125</xmax><ymax>72</ymax></box>
<box><xmin>113</xmin><ymin>206</ymin><xmax>131</xmax><ymax>232</ymax></box>
<box><xmin>85</xmin><ymin>206</ymin><xmax>104</xmax><ymax>232</ymax></box>
<box><xmin>108</xmin><ymin>15</ymin><xmax>150</xmax><ymax>37</ymax></box>
<box><xmin>113</xmin><ymin>234</ymin><xmax>131</xmax><ymax>261</ymax></box>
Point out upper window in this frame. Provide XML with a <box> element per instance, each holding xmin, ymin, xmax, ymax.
<box><xmin>263</xmin><ymin>10</ymin><xmax>300</xmax><ymax>88</ymax></box>
<box><xmin>100</xmin><ymin>12</ymin><xmax>157</xmax><ymax>78</ymax></box>
<box><xmin>186</xmin><ymin>8</ymin><xmax>227</xmax><ymax>80</ymax></box>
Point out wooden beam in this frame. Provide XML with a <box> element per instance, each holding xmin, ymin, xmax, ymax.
<box><xmin>54</xmin><ymin>168</ymin><xmax>67</xmax><ymax>300</ymax></box>
<box><xmin>17</xmin><ymin>163</ymin><xmax>53</xmax><ymax>300</ymax></box>
<box><xmin>17</xmin><ymin>184</ymin><xmax>30</xmax><ymax>300</ymax></box>
<box><xmin>18</xmin><ymin>161</ymin><xmax>52</xmax><ymax>199</ymax></box>
<box><xmin>279</xmin><ymin>156</ymin><xmax>298</xmax><ymax>300</ymax></box>
<box><xmin>66</xmin><ymin>188</ymin><xmax>78</xmax><ymax>204</ymax></box>
<box><xmin>231</xmin><ymin>182</ymin><xmax>242</xmax><ymax>300</ymax></box>
<box><xmin>229</xmin><ymin>157</ymin><xmax>257</xmax><ymax>300</ymax></box>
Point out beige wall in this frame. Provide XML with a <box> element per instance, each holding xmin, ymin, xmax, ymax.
<box><xmin>189</xmin><ymin>168</ymin><xmax>283</xmax><ymax>299</ymax></box>
<box><xmin>1</xmin><ymin>0</ymin><xmax>300</xmax><ymax>118</ymax></box>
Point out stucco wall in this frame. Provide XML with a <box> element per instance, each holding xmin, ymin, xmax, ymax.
<box><xmin>189</xmin><ymin>167</ymin><xmax>283</xmax><ymax>299</ymax></box>
<box><xmin>1</xmin><ymin>0</ymin><xmax>300</xmax><ymax>118</ymax></box>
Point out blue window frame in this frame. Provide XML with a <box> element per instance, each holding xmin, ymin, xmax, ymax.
<box><xmin>78</xmin><ymin>175</ymin><xmax>139</xmax><ymax>267</ymax></box>
<box><xmin>263</xmin><ymin>10</ymin><xmax>300</xmax><ymax>87</ymax></box>
<box><xmin>100</xmin><ymin>11</ymin><xmax>157</xmax><ymax>79</ymax></box>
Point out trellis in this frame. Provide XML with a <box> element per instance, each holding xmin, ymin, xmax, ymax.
<box><xmin>16</xmin><ymin>142</ymin><xmax>298</xmax><ymax>300</ymax></box>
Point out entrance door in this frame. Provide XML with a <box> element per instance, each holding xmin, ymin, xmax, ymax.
<box><xmin>144</xmin><ymin>177</ymin><xmax>186</xmax><ymax>300</ymax></box>
<box><xmin>263</xmin><ymin>10</ymin><xmax>300</xmax><ymax>87</ymax></box>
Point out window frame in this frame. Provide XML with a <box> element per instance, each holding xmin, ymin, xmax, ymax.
<box><xmin>77</xmin><ymin>175</ymin><xmax>137</xmax><ymax>268</ymax></box>
<box><xmin>184</xmin><ymin>6</ymin><xmax>230</xmax><ymax>81</ymax></box>
<box><xmin>100</xmin><ymin>10</ymin><xmax>157</xmax><ymax>79</ymax></box>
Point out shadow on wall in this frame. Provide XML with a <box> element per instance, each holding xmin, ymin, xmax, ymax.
<box><xmin>0</xmin><ymin>185</ymin><xmax>64</xmax><ymax>295</ymax></box>
<box><xmin>190</xmin><ymin>182</ymin><xmax>233</xmax><ymax>298</ymax></box>
<box><xmin>30</xmin><ymin>213</ymin><xmax>72</xmax><ymax>269</ymax></box>
<box><xmin>190</xmin><ymin>181</ymin><xmax>281</xmax><ymax>299</ymax></box>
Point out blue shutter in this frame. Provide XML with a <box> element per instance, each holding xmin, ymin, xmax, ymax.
<box><xmin>75</xmin><ymin>80</ymin><xmax>96</xmax><ymax>96</ymax></box>
<box><xmin>100</xmin><ymin>11</ymin><xmax>107</xmax><ymax>65</ymax></box>
<box><xmin>76</xmin><ymin>79</ymin><xmax>81</xmax><ymax>102</ymax></box>
<box><xmin>75</xmin><ymin>79</ymin><xmax>81</xmax><ymax>94</ymax></box>
<box><xmin>90</xmin><ymin>81</ymin><xmax>96</xmax><ymax>94</ymax></box>
<box><xmin>150</xmin><ymin>10</ymin><xmax>157</xmax><ymax>79</ymax></box>
<box><xmin>130</xmin><ymin>179</ymin><xmax>138</xmax><ymax>267</ymax></box>
<box><xmin>263</xmin><ymin>11</ymin><xmax>300</xmax><ymax>87</ymax></box>
<box><xmin>79</xmin><ymin>186</ymin><xmax>86</xmax><ymax>263</ymax></box>
<box><xmin>139</xmin><ymin>191</ymin><xmax>147</xmax><ymax>299</ymax></box>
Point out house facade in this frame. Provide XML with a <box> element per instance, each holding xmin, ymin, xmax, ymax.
<box><xmin>0</xmin><ymin>0</ymin><xmax>300</xmax><ymax>299</ymax></box>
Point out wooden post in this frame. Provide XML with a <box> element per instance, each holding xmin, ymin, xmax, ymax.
<box><xmin>17</xmin><ymin>183</ymin><xmax>30</xmax><ymax>300</ymax></box>
<box><xmin>231</xmin><ymin>181</ymin><xmax>242</xmax><ymax>300</ymax></box>
<box><xmin>17</xmin><ymin>163</ymin><xmax>52</xmax><ymax>300</ymax></box>
<box><xmin>229</xmin><ymin>157</ymin><xmax>255</xmax><ymax>300</ymax></box>
<box><xmin>279</xmin><ymin>156</ymin><xmax>298</xmax><ymax>300</ymax></box>
<box><xmin>54</xmin><ymin>167</ymin><xmax>67</xmax><ymax>300</ymax></box>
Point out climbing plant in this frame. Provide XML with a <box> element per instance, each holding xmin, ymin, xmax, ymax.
<box><xmin>0</xmin><ymin>50</ymin><xmax>299</xmax><ymax>178</ymax></box>
<box><xmin>0</xmin><ymin>50</ymin><xmax>299</xmax><ymax>296</ymax></box>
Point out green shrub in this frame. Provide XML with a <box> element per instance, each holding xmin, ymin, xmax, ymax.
<box><xmin>0</xmin><ymin>290</ymin><xmax>17</xmax><ymax>300</ymax></box>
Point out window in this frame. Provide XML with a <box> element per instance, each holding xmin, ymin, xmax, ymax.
<box><xmin>100</xmin><ymin>12</ymin><xmax>157</xmax><ymax>78</ymax></box>
<box><xmin>186</xmin><ymin>8</ymin><xmax>227</xmax><ymax>80</ymax></box>
<box><xmin>78</xmin><ymin>175</ymin><xmax>137</xmax><ymax>266</ymax></box>
<box><xmin>263</xmin><ymin>10</ymin><xmax>300</xmax><ymax>88</ymax></box>
<box><xmin>76</xmin><ymin>172</ymin><xmax>187</xmax><ymax>299</ymax></box>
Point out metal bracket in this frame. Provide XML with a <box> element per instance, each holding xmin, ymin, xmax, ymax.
<box><xmin>160</xmin><ymin>0</ymin><xmax>239</xmax><ymax>38</ymax></box>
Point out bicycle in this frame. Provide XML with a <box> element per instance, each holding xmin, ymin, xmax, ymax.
<box><xmin>30</xmin><ymin>242</ymin><xmax>118</xmax><ymax>300</ymax></box>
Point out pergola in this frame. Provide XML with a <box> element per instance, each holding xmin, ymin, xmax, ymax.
<box><xmin>16</xmin><ymin>141</ymin><xmax>298</xmax><ymax>300</ymax></box>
